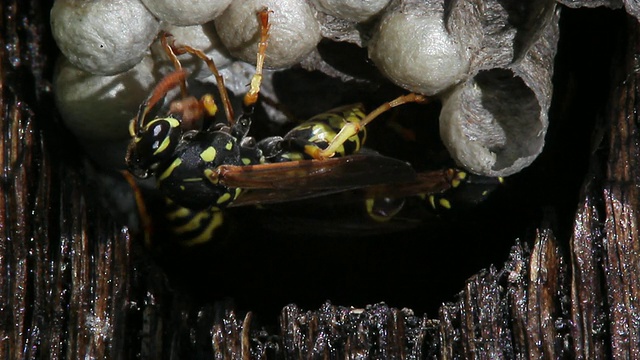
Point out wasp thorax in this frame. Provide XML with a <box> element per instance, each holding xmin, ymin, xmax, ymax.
<box><xmin>156</xmin><ymin>131</ymin><xmax>245</xmax><ymax>210</ymax></box>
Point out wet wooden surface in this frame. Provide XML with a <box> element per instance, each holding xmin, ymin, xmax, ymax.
<box><xmin>1</xmin><ymin>1</ymin><xmax>640</xmax><ymax>359</ymax></box>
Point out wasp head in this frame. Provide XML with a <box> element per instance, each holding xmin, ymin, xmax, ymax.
<box><xmin>126</xmin><ymin>116</ymin><xmax>182</xmax><ymax>178</ymax></box>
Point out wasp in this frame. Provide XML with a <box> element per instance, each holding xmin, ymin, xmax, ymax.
<box><xmin>124</xmin><ymin>8</ymin><xmax>504</xmax><ymax>246</ymax></box>
<box><xmin>123</xmin><ymin>9</ymin><xmax>442</xmax><ymax>245</ymax></box>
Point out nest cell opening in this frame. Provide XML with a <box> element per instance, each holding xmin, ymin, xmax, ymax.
<box><xmin>474</xmin><ymin>68</ymin><xmax>543</xmax><ymax>172</ymax></box>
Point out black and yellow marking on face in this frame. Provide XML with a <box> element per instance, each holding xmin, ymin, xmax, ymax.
<box><xmin>153</xmin><ymin>135</ymin><xmax>173</xmax><ymax>156</ymax></box>
<box><xmin>225</xmin><ymin>141</ymin><xmax>233</xmax><ymax>151</ymax></box>
<box><xmin>145</xmin><ymin>117</ymin><xmax>180</xmax><ymax>130</ymax></box>
<box><xmin>158</xmin><ymin>158</ymin><xmax>182</xmax><ymax>182</ymax></box>
<box><xmin>128</xmin><ymin>115</ymin><xmax>183</xmax><ymax>178</ymax></box>
<box><xmin>142</xmin><ymin>118</ymin><xmax>181</xmax><ymax>156</ymax></box>
<box><xmin>134</xmin><ymin>117</ymin><xmax>180</xmax><ymax>142</ymax></box>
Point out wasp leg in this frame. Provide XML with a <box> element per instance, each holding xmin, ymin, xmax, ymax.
<box><xmin>243</xmin><ymin>8</ymin><xmax>271</xmax><ymax>109</ymax></box>
<box><xmin>121</xmin><ymin>170</ymin><xmax>153</xmax><ymax>248</ymax></box>
<box><xmin>129</xmin><ymin>69</ymin><xmax>187</xmax><ymax>137</ymax></box>
<box><xmin>307</xmin><ymin>93</ymin><xmax>430</xmax><ymax>160</ymax></box>
<box><xmin>161</xmin><ymin>32</ymin><xmax>189</xmax><ymax>99</ymax></box>
<box><xmin>166</xmin><ymin>35</ymin><xmax>235</xmax><ymax>125</ymax></box>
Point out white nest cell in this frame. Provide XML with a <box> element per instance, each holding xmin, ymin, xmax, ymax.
<box><xmin>50</xmin><ymin>0</ymin><xmax>160</xmax><ymax>76</ymax></box>
<box><xmin>368</xmin><ymin>8</ymin><xmax>470</xmax><ymax>95</ymax></box>
<box><xmin>140</xmin><ymin>0</ymin><xmax>233</xmax><ymax>26</ymax></box>
<box><xmin>53</xmin><ymin>55</ymin><xmax>159</xmax><ymax>142</ymax></box>
<box><xmin>311</xmin><ymin>0</ymin><xmax>391</xmax><ymax>22</ymax></box>
<box><xmin>439</xmin><ymin>69</ymin><xmax>546</xmax><ymax>177</ymax></box>
<box><xmin>214</xmin><ymin>0</ymin><xmax>322</xmax><ymax>69</ymax></box>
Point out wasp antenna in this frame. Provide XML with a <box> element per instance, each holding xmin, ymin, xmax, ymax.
<box><xmin>132</xmin><ymin>70</ymin><xmax>187</xmax><ymax>136</ymax></box>
<box><xmin>243</xmin><ymin>8</ymin><xmax>272</xmax><ymax>109</ymax></box>
<box><xmin>160</xmin><ymin>32</ymin><xmax>188</xmax><ymax>98</ymax></box>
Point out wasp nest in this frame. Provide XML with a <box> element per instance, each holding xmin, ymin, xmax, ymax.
<box><xmin>51</xmin><ymin>0</ymin><xmax>559</xmax><ymax>176</ymax></box>
<box><xmin>437</xmin><ymin>0</ymin><xmax>559</xmax><ymax>176</ymax></box>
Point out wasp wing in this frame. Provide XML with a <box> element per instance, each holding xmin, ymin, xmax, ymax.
<box><xmin>360</xmin><ymin>169</ymin><xmax>456</xmax><ymax>199</ymax></box>
<box><xmin>232</xmin><ymin>170</ymin><xmax>459</xmax><ymax>235</ymax></box>
<box><xmin>212</xmin><ymin>154</ymin><xmax>418</xmax><ymax>207</ymax></box>
<box><xmin>241</xmin><ymin>194</ymin><xmax>428</xmax><ymax>237</ymax></box>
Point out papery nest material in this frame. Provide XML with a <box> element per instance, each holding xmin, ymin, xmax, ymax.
<box><xmin>304</xmin><ymin>0</ymin><xmax>559</xmax><ymax>177</ymax></box>
<box><xmin>438</xmin><ymin>0</ymin><xmax>558</xmax><ymax>176</ymax></box>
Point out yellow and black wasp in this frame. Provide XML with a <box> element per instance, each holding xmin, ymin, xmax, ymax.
<box><xmin>123</xmin><ymin>9</ymin><xmax>436</xmax><ymax>245</ymax></box>
<box><xmin>124</xmin><ymin>9</ymin><xmax>501</xmax><ymax>246</ymax></box>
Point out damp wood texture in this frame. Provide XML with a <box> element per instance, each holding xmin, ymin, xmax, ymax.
<box><xmin>2</xmin><ymin>0</ymin><xmax>640</xmax><ymax>359</ymax></box>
